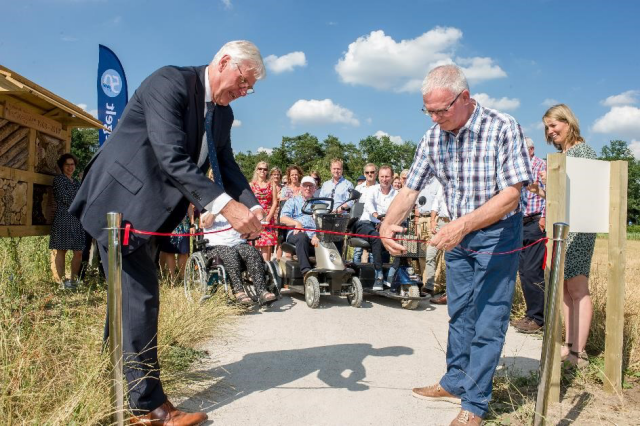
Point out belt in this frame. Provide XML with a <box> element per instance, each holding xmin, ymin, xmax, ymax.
<box><xmin>419</xmin><ymin>214</ymin><xmax>432</xmax><ymax>218</ymax></box>
<box><xmin>523</xmin><ymin>213</ymin><xmax>541</xmax><ymax>224</ymax></box>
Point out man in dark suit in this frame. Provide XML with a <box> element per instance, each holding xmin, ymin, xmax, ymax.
<box><xmin>70</xmin><ymin>40</ymin><xmax>266</xmax><ymax>425</ymax></box>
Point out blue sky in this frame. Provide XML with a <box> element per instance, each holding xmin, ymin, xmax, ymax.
<box><xmin>2</xmin><ymin>0</ymin><xmax>640</xmax><ymax>160</ymax></box>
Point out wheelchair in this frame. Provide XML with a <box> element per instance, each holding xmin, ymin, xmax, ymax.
<box><xmin>268</xmin><ymin>194</ymin><xmax>363</xmax><ymax>309</ymax></box>
<box><xmin>183</xmin><ymin>227</ymin><xmax>281</xmax><ymax>306</ymax></box>
<box><xmin>343</xmin><ymin>201</ymin><xmax>426</xmax><ymax>310</ymax></box>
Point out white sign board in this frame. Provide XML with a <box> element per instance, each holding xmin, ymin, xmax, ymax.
<box><xmin>564</xmin><ymin>157</ymin><xmax>610</xmax><ymax>233</ymax></box>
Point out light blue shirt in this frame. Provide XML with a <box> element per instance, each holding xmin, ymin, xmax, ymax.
<box><xmin>281</xmin><ymin>195</ymin><xmax>316</xmax><ymax>239</ymax></box>
<box><xmin>319</xmin><ymin>176</ymin><xmax>354</xmax><ymax>211</ymax></box>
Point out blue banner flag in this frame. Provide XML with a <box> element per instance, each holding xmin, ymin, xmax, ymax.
<box><xmin>97</xmin><ymin>44</ymin><xmax>128</xmax><ymax>145</ymax></box>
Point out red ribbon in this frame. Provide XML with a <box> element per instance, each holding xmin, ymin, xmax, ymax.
<box><xmin>120</xmin><ymin>223</ymin><xmax>549</xmax><ymax>257</ymax></box>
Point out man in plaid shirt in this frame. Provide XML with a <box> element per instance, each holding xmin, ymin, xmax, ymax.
<box><xmin>380</xmin><ymin>64</ymin><xmax>532</xmax><ymax>426</ymax></box>
<box><xmin>512</xmin><ymin>137</ymin><xmax>547</xmax><ymax>334</ymax></box>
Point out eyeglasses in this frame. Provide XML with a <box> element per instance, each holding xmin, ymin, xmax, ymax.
<box><xmin>235</xmin><ymin>64</ymin><xmax>255</xmax><ymax>95</ymax></box>
<box><xmin>364</xmin><ymin>171</ymin><xmax>376</xmax><ymax>175</ymax></box>
<box><xmin>257</xmin><ymin>167</ymin><xmax>268</xmax><ymax>171</ymax></box>
<box><xmin>422</xmin><ymin>91</ymin><xmax>462</xmax><ymax>117</ymax></box>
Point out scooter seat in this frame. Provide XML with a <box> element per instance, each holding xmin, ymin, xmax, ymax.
<box><xmin>281</xmin><ymin>242</ymin><xmax>297</xmax><ymax>255</ymax></box>
<box><xmin>349</xmin><ymin>237</ymin><xmax>371</xmax><ymax>249</ymax></box>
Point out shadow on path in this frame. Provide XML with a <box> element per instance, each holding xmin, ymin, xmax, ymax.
<box><xmin>179</xmin><ymin>343</ymin><xmax>413</xmax><ymax>415</ymax></box>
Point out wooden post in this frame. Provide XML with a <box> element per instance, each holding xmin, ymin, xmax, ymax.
<box><xmin>604</xmin><ymin>160</ymin><xmax>628</xmax><ymax>393</ymax></box>
<box><xmin>545</xmin><ymin>153</ymin><xmax>566</xmax><ymax>403</ymax></box>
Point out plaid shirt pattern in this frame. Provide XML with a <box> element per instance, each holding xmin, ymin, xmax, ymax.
<box><xmin>521</xmin><ymin>155</ymin><xmax>546</xmax><ymax>217</ymax></box>
<box><xmin>406</xmin><ymin>102</ymin><xmax>533</xmax><ymax>220</ymax></box>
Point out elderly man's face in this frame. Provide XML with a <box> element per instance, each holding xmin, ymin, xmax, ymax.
<box><xmin>331</xmin><ymin>162</ymin><xmax>343</xmax><ymax>180</ymax></box>
<box><xmin>211</xmin><ymin>55</ymin><xmax>257</xmax><ymax>106</ymax></box>
<box><xmin>423</xmin><ymin>88</ymin><xmax>470</xmax><ymax>132</ymax></box>
<box><xmin>301</xmin><ymin>182</ymin><xmax>316</xmax><ymax>198</ymax></box>
<box><xmin>364</xmin><ymin>165</ymin><xmax>377</xmax><ymax>184</ymax></box>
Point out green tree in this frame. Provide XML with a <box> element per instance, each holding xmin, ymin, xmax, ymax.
<box><xmin>70</xmin><ymin>128</ymin><xmax>99</xmax><ymax>176</ymax></box>
<box><xmin>598</xmin><ymin>140</ymin><xmax>640</xmax><ymax>224</ymax></box>
<box><xmin>358</xmin><ymin>135</ymin><xmax>417</xmax><ymax>175</ymax></box>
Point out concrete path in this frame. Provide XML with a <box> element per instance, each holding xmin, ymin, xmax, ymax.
<box><xmin>178</xmin><ymin>291</ymin><xmax>542</xmax><ymax>426</ymax></box>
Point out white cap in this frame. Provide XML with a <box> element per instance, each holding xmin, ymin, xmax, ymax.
<box><xmin>301</xmin><ymin>176</ymin><xmax>317</xmax><ymax>186</ymax></box>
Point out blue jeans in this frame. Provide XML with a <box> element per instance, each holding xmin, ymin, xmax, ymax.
<box><xmin>352</xmin><ymin>247</ymin><xmax>373</xmax><ymax>263</ymax></box>
<box><xmin>439</xmin><ymin>213</ymin><xmax>522</xmax><ymax>417</ymax></box>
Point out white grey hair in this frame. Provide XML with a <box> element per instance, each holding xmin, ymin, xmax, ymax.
<box><xmin>211</xmin><ymin>40</ymin><xmax>267</xmax><ymax>80</ymax></box>
<box><xmin>525</xmin><ymin>137</ymin><xmax>535</xmax><ymax>148</ymax></box>
<box><xmin>421</xmin><ymin>64</ymin><xmax>469</xmax><ymax>96</ymax></box>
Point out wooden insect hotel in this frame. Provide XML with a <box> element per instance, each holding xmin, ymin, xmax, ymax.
<box><xmin>0</xmin><ymin>65</ymin><xmax>103</xmax><ymax>237</ymax></box>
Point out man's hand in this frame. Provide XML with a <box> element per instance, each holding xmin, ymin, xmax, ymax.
<box><xmin>221</xmin><ymin>200</ymin><xmax>263</xmax><ymax>239</ymax></box>
<box><xmin>430</xmin><ymin>223</ymin><xmax>437</xmax><ymax>235</ymax></box>
<box><xmin>200</xmin><ymin>212</ymin><xmax>215</xmax><ymax>229</ymax></box>
<box><xmin>252</xmin><ymin>207</ymin><xmax>266</xmax><ymax>222</ymax></box>
<box><xmin>539</xmin><ymin>170</ymin><xmax>547</xmax><ymax>185</ymax></box>
<box><xmin>429</xmin><ymin>218</ymin><xmax>468</xmax><ymax>251</ymax></box>
<box><xmin>311</xmin><ymin>235</ymin><xmax>320</xmax><ymax>247</ymax></box>
<box><xmin>292</xmin><ymin>221</ymin><xmax>303</xmax><ymax>234</ymax></box>
<box><xmin>539</xmin><ymin>217</ymin><xmax>546</xmax><ymax>233</ymax></box>
<box><xmin>379</xmin><ymin>222</ymin><xmax>407</xmax><ymax>255</ymax></box>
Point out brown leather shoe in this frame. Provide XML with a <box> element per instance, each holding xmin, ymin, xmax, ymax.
<box><xmin>512</xmin><ymin>317</ymin><xmax>542</xmax><ymax>334</ymax></box>
<box><xmin>450</xmin><ymin>409</ymin><xmax>483</xmax><ymax>425</ymax></box>
<box><xmin>430</xmin><ymin>294</ymin><xmax>447</xmax><ymax>304</ymax></box>
<box><xmin>129</xmin><ymin>400</ymin><xmax>207</xmax><ymax>425</ymax></box>
<box><xmin>411</xmin><ymin>383</ymin><xmax>459</xmax><ymax>402</ymax></box>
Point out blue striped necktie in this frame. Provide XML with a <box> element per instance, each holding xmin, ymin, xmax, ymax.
<box><xmin>205</xmin><ymin>102</ymin><xmax>223</xmax><ymax>189</ymax></box>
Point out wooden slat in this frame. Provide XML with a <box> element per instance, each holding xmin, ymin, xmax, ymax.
<box><xmin>545</xmin><ymin>153</ymin><xmax>567</xmax><ymax>403</ymax></box>
<box><xmin>604</xmin><ymin>160</ymin><xmax>628</xmax><ymax>393</ymax></box>
<box><xmin>0</xmin><ymin>165</ymin><xmax>55</xmax><ymax>185</ymax></box>
<box><xmin>0</xmin><ymin>225</ymin><xmax>51</xmax><ymax>238</ymax></box>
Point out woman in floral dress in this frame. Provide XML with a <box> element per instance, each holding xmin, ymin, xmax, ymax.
<box><xmin>250</xmin><ymin>161</ymin><xmax>278</xmax><ymax>261</ymax></box>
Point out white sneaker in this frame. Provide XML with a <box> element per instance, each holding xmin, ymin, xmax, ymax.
<box><xmin>383</xmin><ymin>281</ymin><xmax>392</xmax><ymax>288</ymax></box>
<box><xmin>372</xmin><ymin>278</ymin><xmax>384</xmax><ymax>291</ymax></box>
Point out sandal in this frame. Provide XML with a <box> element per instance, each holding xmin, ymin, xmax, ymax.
<box><xmin>234</xmin><ymin>291</ymin><xmax>253</xmax><ymax>305</ymax></box>
<box><xmin>259</xmin><ymin>291</ymin><xmax>277</xmax><ymax>304</ymax></box>
<box><xmin>563</xmin><ymin>349</ymin><xmax>589</xmax><ymax>369</ymax></box>
<box><xmin>560</xmin><ymin>343</ymin><xmax>572</xmax><ymax>362</ymax></box>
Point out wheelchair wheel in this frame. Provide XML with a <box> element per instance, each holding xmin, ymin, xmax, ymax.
<box><xmin>346</xmin><ymin>276</ymin><xmax>363</xmax><ymax>308</ymax></box>
<box><xmin>400</xmin><ymin>284</ymin><xmax>420</xmax><ymax>310</ymax></box>
<box><xmin>304</xmin><ymin>276</ymin><xmax>321</xmax><ymax>308</ymax></box>
<box><xmin>184</xmin><ymin>252</ymin><xmax>208</xmax><ymax>303</ymax></box>
<box><xmin>265</xmin><ymin>261</ymin><xmax>281</xmax><ymax>298</ymax></box>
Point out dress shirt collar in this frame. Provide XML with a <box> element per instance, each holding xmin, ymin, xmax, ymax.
<box><xmin>205</xmin><ymin>66</ymin><xmax>213</xmax><ymax>105</ymax></box>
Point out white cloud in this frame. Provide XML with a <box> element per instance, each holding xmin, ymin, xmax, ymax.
<box><xmin>592</xmin><ymin>106</ymin><xmax>640</xmax><ymax>139</ymax></box>
<box><xmin>264</xmin><ymin>51</ymin><xmax>307</xmax><ymax>74</ymax></box>
<box><xmin>601</xmin><ymin>90</ymin><xmax>639</xmax><ymax>107</ymax></box>
<box><xmin>542</xmin><ymin>98</ymin><xmax>559</xmax><ymax>107</ymax></box>
<box><xmin>630</xmin><ymin>140</ymin><xmax>640</xmax><ymax>160</ymax></box>
<box><xmin>232</xmin><ymin>119</ymin><xmax>241</xmax><ymax>127</ymax></box>
<box><xmin>257</xmin><ymin>147</ymin><xmax>273</xmax><ymax>155</ymax></box>
<box><xmin>374</xmin><ymin>130</ymin><xmax>403</xmax><ymax>144</ymax></box>
<box><xmin>287</xmin><ymin>99</ymin><xmax>359</xmax><ymax>126</ymax></box>
<box><xmin>221</xmin><ymin>0</ymin><xmax>232</xmax><ymax>9</ymax></box>
<box><xmin>473</xmin><ymin>93</ymin><xmax>520</xmax><ymax>111</ymax></box>
<box><xmin>76</xmin><ymin>103</ymin><xmax>98</xmax><ymax>118</ymax></box>
<box><xmin>366</xmin><ymin>117</ymin><xmax>372</xmax><ymax>125</ymax></box>
<box><xmin>335</xmin><ymin>28</ymin><xmax>506</xmax><ymax>93</ymax></box>
<box><xmin>60</xmin><ymin>35</ymin><xmax>77</xmax><ymax>42</ymax></box>
<box><xmin>455</xmin><ymin>57</ymin><xmax>507</xmax><ymax>82</ymax></box>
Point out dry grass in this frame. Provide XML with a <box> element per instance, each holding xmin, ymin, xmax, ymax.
<box><xmin>0</xmin><ymin>236</ymin><xmax>241</xmax><ymax>424</ymax></box>
<box><xmin>492</xmin><ymin>238</ymin><xmax>640</xmax><ymax>424</ymax></box>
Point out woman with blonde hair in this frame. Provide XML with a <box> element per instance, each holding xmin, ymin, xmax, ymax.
<box><xmin>543</xmin><ymin>103</ymin><xmax>597</xmax><ymax>368</ymax></box>
<box><xmin>250</xmin><ymin>161</ymin><xmax>278</xmax><ymax>261</ymax></box>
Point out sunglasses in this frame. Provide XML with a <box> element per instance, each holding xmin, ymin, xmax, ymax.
<box><xmin>257</xmin><ymin>167</ymin><xmax>268</xmax><ymax>171</ymax></box>
<box><xmin>364</xmin><ymin>171</ymin><xmax>376</xmax><ymax>175</ymax></box>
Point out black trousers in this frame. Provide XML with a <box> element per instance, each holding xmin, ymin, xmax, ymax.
<box><xmin>518</xmin><ymin>217</ymin><xmax>546</xmax><ymax>326</ymax></box>
<box><xmin>354</xmin><ymin>220</ymin><xmax>385</xmax><ymax>270</ymax></box>
<box><xmin>287</xmin><ymin>232</ymin><xmax>315</xmax><ymax>273</ymax></box>
<box><xmin>99</xmin><ymin>239</ymin><xmax>166</xmax><ymax>415</ymax></box>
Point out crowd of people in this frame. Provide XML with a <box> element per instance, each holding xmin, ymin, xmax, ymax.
<box><xmin>46</xmin><ymin>39</ymin><xmax>599</xmax><ymax>425</ymax></box>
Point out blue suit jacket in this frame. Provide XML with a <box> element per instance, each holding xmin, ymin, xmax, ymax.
<box><xmin>70</xmin><ymin>65</ymin><xmax>258</xmax><ymax>253</ymax></box>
